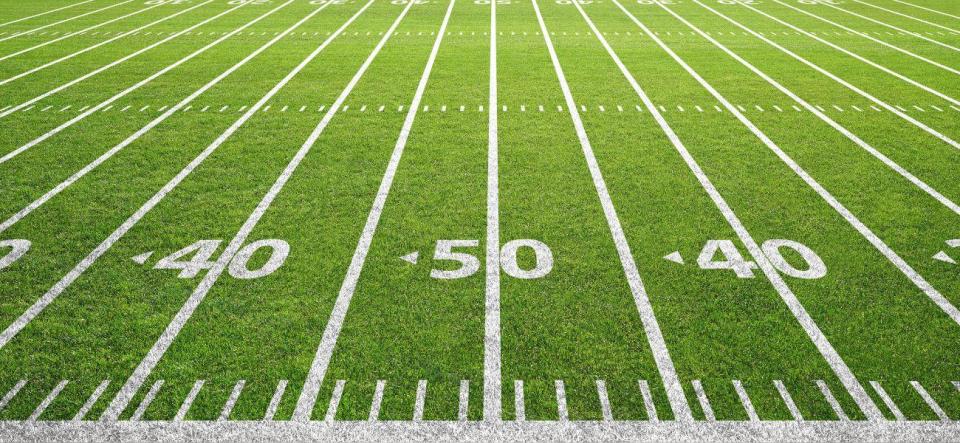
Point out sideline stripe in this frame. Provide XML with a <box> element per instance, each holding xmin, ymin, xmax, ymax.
<box><xmin>597</xmin><ymin>0</ymin><xmax>885</xmax><ymax>420</ymax></box>
<box><xmin>596</xmin><ymin>380</ymin><xmax>613</xmax><ymax>421</ymax></box>
<box><xmin>263</xmin><ymin>380</ymin><xmax>287</xmax><ymax>421</ymax></box>
<box><xmin>691</xmin><ymin>380</ymin><xmax>715</xmax><ymax>421</ymax></box>
<box><xmin>910</xmin><ymin>381</ymin><xmax>949</xmax><ymax>421</ymax></box>
<box><xmin>870</xmin><ymin>381</ymin><xmax>906</xmax><ymax>421</ymax></box>
<box><xmin>175</xmin><ymin>380</ymin><xmax>204</xmax><ymax>421</ymax></box>
<box><xmin>413</xmin><ymin>380</ymin><xmax>427</xmax><ymax>421</ymax></box>
<box><xmin>513</xmin><ymin>380</ymin><xmax>525</xmax><ymax>421</ymax></box>
<box><xmin>129</xmin><ymin>380</ymin><xmax>163</xmax><ymax>421</ymax></box>
<box><xmin>0</xmin><ymin>0</ymin><xmax>95</xmax><ymax>29</ymax></box>
<box><xmin>73</xmin><ymin>380</ymin><xmax>111</xmax><ymax>421</ymax></box>
<box><xmin>817</xmin><ymin>0</ymin><xmax>960</xmax><ymax>51</ymax></box>
<box><xmin>0</xmin><ymin>380</ymin><xmax>26</xmax><ymax>413</ymax></box>
<box><xmin>219</xmin><ymin>380</ymin><xmax>245</xmax><ymax>421</ymax></box>
<box><xmin>893</xmin><ymin>0</ymin><xmax>960</xmax><ymax>21</ymax></box>
<box><xmin>0</xmin><ymin>0</ymin><xmax>134</xmax><ymax>44</ymax></box>
<box><xmin>655</xmin><ymin>0</ymin><xmax>960</xmax><ymax>328</ymax></box>
<box><xmin>733</xmin><ymin>380</ymin><xmax>759</xmax><ymax>422</ymax></box>
<box><xmin>293</xmin><ymin>0</ymin><xmax>454</xmax><ymax>420</ymax></box>
<box><xmin>324</xmin><ymin>380</ymin><xmax>346</xmax><ymax>422</ymax></box>
<box><xmin>483</xmin><ymin>0</ymin><xmax>501</xmax><ymax>422</ymax></box>
<box><xmin>555</xmin><ymin>380</ymin><xmax>568</xmax><ymax>422</ymax></box>
<box><xmin>532</xmin><ymin>0</ymin><xmax>693</xmax><ymax>422</ymax></box>
<box><xmin>816</xmin><ymin>380</ymin><xmax>849</xmax><ymax>421</ymax></box>
<box><xmin>95</xmin><ymin>0</ymin><xmax>379</xmax><ymax>422</ymax></box>
<box><xmin>0</xmin><ymin>0</ymin><xmax>365</xmax><ymax>358</ymax></box>
<box><xmin>638</xmin><ymin>380</ymin><xmax>658</xmax><ymax>421</ymax></box>
<box><xmin>774</xmin><ymin>381</ymin><xmax>803</xmax><ymax>421</ymax></box>
<box><xmin>369</xmin><ymin>380</ymin><xmax>386</xmax><ymax>421</ymax></box>
<box><xmin>28</xmin><ymin>380</ymin><xmax>68</xmax><ymax>421</ymax></box>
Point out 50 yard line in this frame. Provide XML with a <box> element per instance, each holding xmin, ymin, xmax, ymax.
<box><xmin>0</xmin><ymin>0</ymin><xmax>95</xmax><ymax>29</ymax></box>
<box><xmin>484</xmin><ymin>0</ymin><xmax>501</xmax><ymax>422</ymax></box>
<box><xmin>0</xmin><ymin>0</ymin><xmax>133</xmax><ymax>44</ymax></box>
<box><xmin>530</xmin><ymin>0</ymin><xmax>692</xmax><ymax>422</ymax></box>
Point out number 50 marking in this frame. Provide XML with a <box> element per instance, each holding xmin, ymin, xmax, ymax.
<box><xmin>0</xmin><ymin>240</ymin><xmax>30</xmax><ymax>271</ymax></box>
<box><xmin>430</xmin><ymin>239</ymin><xmax>553</xmax><ymax>280</ymax></box>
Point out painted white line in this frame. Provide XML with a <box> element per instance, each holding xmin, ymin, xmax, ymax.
<box><xmin>484</xmin><ymin>0</ymin><xmax>501</xmax><ymax>423</ymax></box>
<box><xmin>28</xmin><ymin>380</ymin><xmax>68</xmax><ymax>421</ymax></box>
<box><xmin>219</xmin><ymin>380</ymin><xmax>245</xmax><ymax>421</ymax></box>
<box><xmin>555</xmin><ymin>380</ymin><xmax>568</xmax><ymax>422</ymax></box>
<box><xmin>691</xmin><ymin>380</ymin><xmax>715</xmax><ymax>421</ymax></box>
<box><xmin>0</xmin><ymin>380</ymin><xmax>26</xmax><ymax>412</ymax></box>
<box><xmin>816</xmin><ymin>380</ymin><xmax>849</xmax><ymax>421</ymax></box>
<box><xmin>130</xmin><ymin>380</ymin><xmax>163</xmax><ymax>421</ymax></box>
<box><xmin>823</xmin><ymin>0</ymin><xmax>960</xmax><ymax>50</ymax></box>
<box><xmin>775</xmin><ymin>1</ymin><xmax>959</xmax><ymax>75</ymax></box>
<box><xmin>910</xmin><ymin>381</ymin><xmax>950</xmax><ymax>421</ymax></box>
<box><xmin>175</xmin><ymin>380</ymin><xmax>205</xmax><ymax>421</ymax></box>
<box><xmin>293</xmin><ymin>0</ymin><xmax>453</xmax><ymax>420</ymax></box>
<box><xmin>263</xmin><ymin>380</ymin><xmax>287</xmax><ymax>421</ymax></box>
<box><xmin>533</xmin><ymin>0</ymin><xmax>692</xmax><ymax>422</ymax></box>
<box><xmin>324</xmin><ymin>380</ymin><xmax>346</xmax><ymax>422</ymax></box>
<box><xmin>0</xmin><ymin>1</ymin><xmax>367</xmax><ymax>362</ymax></box>
<box><xmin>736</xmin><ymin>1</ymin><xmax>960</xmax><ymax>109</ymax></box>
<box><xmin>596</xmin><ymin>380</ymin><xmax>613</xmax><ymax>421</ymax></box>
<box><xmin>0</xmin><ymin>0</ymin><xmax>95</xmax><ymax>29</ymax></box>
<box><xmin>657</xmin><ymin>1</ymin><xmax>960</xmax><ymax>328</ymax></box>
<box><xmin>413</xmin><ymin>380</ymin><xmax>427</xmax><ymax>421</ymax></box>
<box><xmin>605</xmin><ymin>0</ymin><xmax>889</xmax><ymax>420</ymax></box>
<box><xmin>893</xmin><ymin>0</ymin><xmax>960</xmax><ymax>21</ymax></box>
<box><xmin>774</xmin><ymin>380</ymin><xmax>803</xmax><ymax>421</ymax></box>
<box><xmin>514</xmin><ymin>380</ymin><xmax>525</xmax><ymax>422</ymax></box>
<box><xmin>459</xmin><ymin>380</ymin><xmax>470</xmax><ymax>421</ymax></box>
<box><xmin>0</xmin><ymin>1</ymin><xmax>167</xmax><ymax>63</ymax></box>
<box><xmin>0</xmin><ymin>0</ymin><xmax>134</xmax><ymax>44</ymax></box>
<box><xmin>96</xmin><ymin>1</ymin><xmax>379</xmax><ymax>423</ymax></box>
<box><xmin>73</xmin><ymin>380</ymin><xmax>110</xmax><ymax>421</ymax></box>
<box><xmin>954</xmin><ymin>381</ymin><xmax>960</xmax><ymax>392</ymax></box>
<box><xmin>733</xmin><ymin>380</ymin><xmax>759</xmax><ymax>422</ymax></box>
<box><xmin>638</xmin><ymin>380</ymin><xmax>658</xmax><ymax>421</ymax></box>
<box><xmin>870</xmin><ymin>381</ymin><xmax>906</xmax><ymax>420</ymax></box>
<box><xmin>369</xmin><ymin>380</ymin><xmax>386</xmax><ymax>421</ymax></box>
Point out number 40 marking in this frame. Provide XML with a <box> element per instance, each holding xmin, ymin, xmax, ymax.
<box><xmin>697</xmin><ymin>238</ymin><xmax>827</xmax><ymax>279</ymax></box>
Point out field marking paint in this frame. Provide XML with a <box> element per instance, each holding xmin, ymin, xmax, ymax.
<box><xmin>638</xmin><ymin>380</ymin><xmax>658</xmax><ymax>421</ymax></box>
<box><xmin>28</xmin><ymin>380</ymin><xmax>68</xmax><ymax>421</ymax></box>
<box><xmin>129</xmin><ymin>380</ymin><xmax>163</xmax><ymax>421</ymax></box>
<box><xmin>555</xmin><ymin>380</ymin><xmax>568</xmax><ymax>421</ymax></box>
<box><xmin>738</xmin><ymin>1</ymin><xmax>960</xmax><ymax>109</ymax></box>
<box><xmin>459</xmin><ymin>380</ymin><xmax>470</xmax><ymax>421</ymax></box>
<box><xmin>0</xmin><ymin>0</ymin><xmax>95</xmax><ymax>29</ymax></box>
<box><xmin>0</xmin><ymin>0</ymin><xmax>133</xmax><ymax>44</ymax></box>
<box><xmin>600</xmin><ymin>0</ymin><xmax>886</xmax><ymax>420</ymax></box>
<box><xmin>892</xmin><ymin>0</ymin><xmax>960</xmax><ymax>21</ymax></box>
<box><xmin>733</xmin><ymin>380</ymin><xmax>759</xmax><ymax>421</ymax></box>
<box><xmin>263</xmin><ymin>380</ymin><xmax>287</xmax><ymax>421</ymax></box>
<box><xmin>513</xmin><ymin>380</ymin><xmax>525</xmax><ymax>421</ymax></box>
<box><xmin>369</xmin><ymin>380</ymin><xmax>386</xmax><ymax>421</ymax></box>
<box><xmin>870</xmin><ymin>381</ymin><xmax>906</xmax><ymax>420</ymax></box>
<box><xmin>910</xmin><ymin>381</ymin><xmax>949</xmax><ymax>421</ymax></box>
<box><xmin>596</xmin><ymin>380</ymin><xmax>613</xmax><ymax>421</ymax></box>
<box><xmin>816</xmin><ymin>380</ymin><xmax>849</xmax><ymax>421</ymax></box>
<box><xmin>0</xmin><ymin>0</ymin><xmax>305</xmax><ymax>234</ymax></box>
<box><xmin>484</xmin><ymin>0</ymin><xmax>501</xmax><ymax>423</ymax></box>
<box><xmin>532</xmin><ymin>0</ymin><xmax>693</xmax><ymax>422</ymax></box>
<box><xmin>774</xmin><ymin>380</ymin><xmax>803</xmax><ymax>421</ymax></box>
<box><xmin>324</xmin><ymin>380</ymin><xmax>346</xmax><ymax>421</ymax></box>
<box><xmin>820</xmin><ymin>0</ymin><xmax>960</xmax><ymax>51</ymax></box>
<box><xmin>0</xmin><ymin>380</ymin><xmax>26</xmax><ymax>412</ymax></box>
<box><xmin>654</xmin><ymin>0</ymin><xmax>960</xmax><ymax>327</ymax></box>
<box><xmin>691</xmin><ymin>380</ymin><xmax>715</xmax><ymax>421</ymax></box>
<box><xmin>413</xmin><ymin>380</ymin><xmax>427</xmax><ymax>421</ymax></box>
<box><xmin>175</xmin><ymin>380</ymin><xmax>204</xmax><ymax>421</ymax></box>
<box><xmin>0</xmin><ymin>1</ymin><xmax>166</xmax><ymax>63</ymax></box>
<box><xmin>218</xmin><ymin>380</ymin><xmax>245</xmax><ymax>420</ymax></box>
<box><xmin>96</xmin><ymin>0</ymin><xmax>380</xmax><ymax>422</ymax></box>
<box><xmin>73</xmin><ymin>380</ymin><xmax>110</xmax><ymax>421</ymax></box>
<box><xmin>293</xmin><ymin>0</ymin><xmax>454</xmax><ymax>421</ymax></box>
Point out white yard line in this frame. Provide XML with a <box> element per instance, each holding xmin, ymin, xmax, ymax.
<box><xmin>638</xmin><ymin>380</ymin><xmax>658</xmax><ymax>421</ymax></box>
<box><xmin>870</xmin><ymin>380</ymin><xmax>906</xmax><ymax>420</ymax></box>
<box><xmin>293</xmin><ymin>0</ymin><xmax>453</xmax><ymax>420</ymax></box>
<box><xmin>369</xmin><ymin>380</ymin><xmax>386</xmax><ymax>421</ymax></box>
<box><xmin>531</xmin><ymin>0</ymin><xmax>693</xmax><ymax>422</ymax></box>
<box><xmin>413</xmin><ymin>380</ymin><xmax>427</xmax><ymax>421</ymax></box>
<box><xmin>27</xmin><ymin>380</ymin><xmax>68</xmax><ymax>421</ymax></box>
<box><xmin>174</xmin><ymin>380</ymin><xmax>204</xmax><ymax>421</ymax></box>
<box><xmin>774</xmin><ymin>380</ymin><xmax>803</xmax><ymax>421</ymax></box>
<box><xmin>324</xmin><ymin>380</ymin><xmax>346</xmax><ymax>421</ymax></box>
<box><xmin>595</xmin><ymin>0</ymin><xmax>885</xmax><ymax>420</ymax></box>
<box><xmin>910</xmin><ymin>381</ymin><xmax>950</xmax><ymax>421</ymax></box>
<box><xmin>816</xmin><ymin>380</ymin><xmax>849</xmax><ymax>421</ymax></box>
<box><xmin>218</xmin><ymin>380</ymin><xmax>245</xmax><ymax>421</ymax></box>
<box><xmin>651</xmin><ymin>0</ymin><xmax>960</xmax><ymax>328</ymax></box>
<box><xmin>554</xmin><ymin>380</ymin><xmax>568</xmax><ymax>421</ymax></box>
<box><xmin>596</xmin><ymin>380</ymin><xmax>613</xmax><ymax>421</ymax></box>
<box><xmin>0</xmin><ymin>380</ymin><xmax>26</xmax><ymax>412</ymax></box>
<box><xmin>818</xmin><ymin>0</ymin><xmax>960</xmax><ymax>51</ymax></box>
<box><xmin>513</xmin><ymin>380</ymin><xmax>525</xmax><ymax>421</ymax></box>
<box><xmin>853</xmin><ymin>0</ymin><xmax>960</xmax><ymax>34</ymax></box>
<box><xmin>892</xmin><ymin>0</ymin><xmax>960</xmax><ymax>21</ymax></box>
<box><xmin>458</xmin><ymin>380</ymin><xmax>470</xmax><ymax>421</ymax></box>
<box><xmin>483</xmin><ymin>0</ymin><xmax>501</xmax><ymax>423</ymax></box>
<box><xmin>129</xmin><ymin>380</ymin><xmax>163</xmax><ymax>421</ymax></box>
<box><xmin>733</xmin><ymin>380</ymin><xmax>759</xmax><ymax>422</ymax></box>
<box><xmin>263</xmin><ymin>380</ymin><xmax>287</xmax><ymax>421</ymax></box>
<box><xmin>72</xmin><ymin>380</ymin><xmax>110</xmax><ymax>421</ymax></box>
<box><xmin>691</xmin><ymin>380</ymin><xmax>715</xmax><ymax>421</ymax></box>
<box><xmin>0</xmin><ymin>0</ymin><xmax>133</xmax><ymax>44</ymax></box>
<box><xmin>0</xmin><ymin>0</ymin><xmax>95</xmax><ymax>29</ymax></box>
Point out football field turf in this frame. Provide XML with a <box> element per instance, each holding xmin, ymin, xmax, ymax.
<box><xmin>0</xmin><ymin>0</ymin><xmax>958</xmax><ymax>439</ymax></box>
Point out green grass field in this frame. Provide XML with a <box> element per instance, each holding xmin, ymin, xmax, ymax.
<box><xmin>0</xmin><ymin>0</ymin><xmax>958</xmax><ymax>437</ymax></box>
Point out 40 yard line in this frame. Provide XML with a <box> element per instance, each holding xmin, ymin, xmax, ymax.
<box><xmin>0</xmin><ymin>0</ymin><xmax>95</xmax><ymax>29</ymax></box>
<box><xmin>484</xmin><ymin>0</ymin><xmax>501</xmax><ymax>422</ymax></box>
<box><xmin>295</xmin><ymin>0</ymin><xmax>454</xmax><ymax>420</ymax></box>
<box><xmin>530</xmin><ymin>0</ymin><xmax>693</xmax><ymax>422</ymax></box>
<box><xmin>0</xmin><ymin>0</ymin><xmax>133</xmax><ymax>44</ymax></box>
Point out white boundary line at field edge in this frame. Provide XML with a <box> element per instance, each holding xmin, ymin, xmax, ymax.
<box><xmin>818</xmin><ymin>0</ymin><xmax>960</xmax><ymax>51</ymax></box>
<box><xmin>293</xmin><ymin>0</ymin><xmax>454</xmax><ymax>420</ymax></box>
<box><xmin>892</xmin><ymin>0</ymin><xmax>960</xmax><ymax>21</ymax></box>
<box><xmin>531</xmin><ymin>0</ymin><xmax>693</xmax><ymax>422</ymax></box>
<box><xmin>94</xmin><ymin>0</ymin><xmax>379</xmax><ymax>420</ymax></box>
<box><xmin>583</xmin><ymin>0</ymin><xmax>885</xmax><ymax>420</ymax></box>
<box><xmin>0</xmin><ymin>0</ymin><xmax>95</xmax><ymax>29</ymax></box>
<box><xmin>0</xmin><ymin>0</ymin><xmax>296</xmax><ymax>233</ymax></box>
<box><xmin>853</xmin><ymin>0</ymin><xmax>960</xmax><ymax>34</ymax></box>
<box><xmin>0</xmin><ymin>0</ymin><xmax>133</xmax><ymax>43</ymax></box>
<box><xmin>483</xmin><ymin>0</ymin><xmax>501</xmax><ymax>423</ymax></box>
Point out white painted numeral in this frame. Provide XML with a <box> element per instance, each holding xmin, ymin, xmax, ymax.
<box><xmin>500</xmin><ymin>239</ymin><xmax>553</xmax><ymax>279</ymax></box>
<box><xmin>474</xmin><ymin>0</ymin><xmax>511</xmax><ymax>4</ymax></box>
<box><xmin>155</xmin><ymin>240</ymin><xmax>221</xmax><ymax>278</ymax></box>
<box><xmin>761</xmin><ymin>239</ymin><xmax>827</xmax><ymax>280</ymax></box>
<box><xmin>637</xmin><ymin>0</ymin><xmax>677</xmax><ymax>4</ymax></box>
<box><xmin>228</xmin><ymin>239</ymin><xmax>290</xmax><ymax>279</ymax></box>
<box><xmin>557</xmin><ymin>0</ymin><xmax>593</xmax><ymax>5</ymax></box>
<box><xmin>0</xmin><ymin>240</ymin><xmax>30</xmax><ymax>271</ymax></box>
<box><xmin>428</xmin><ymin>239</ymin><xmax>554</xmax><ymax>280</ymax></box>
<box><xmin>391</xmin><ymin>0</ymin><xmax>429</xmax><ymax>4</ymax></box>
<box><xmin>228</xmin><ymin>0</ymin><xmax>272</xmax><ymax>5</ymax></box>
<box><xmin>718</xmin><ymin>0</ymin><xmax>758</xmax><ymax>5</ymax></box>
<box><xmin>431</xmin><ymin>240</ymin><xmax>481</xmax><ymax>280</ymax></box>
<box><xmin>697</xmin><ymin>239</ymin><xmax>757</xmax><ymax>278</ymax></box>
<box><xmin>146</xmin><ymin>0</ymin><xmax>191</xmax><ymax>4</ymax></box>
<box><xmin>798</xmin><ymin>0</ymin><xmax>842</xmax><ymax>5</ymax></box>
<box><xmin>153</xmin><ymin>239</ymin><xmax>289</xmax><ymax>279</ymax></box>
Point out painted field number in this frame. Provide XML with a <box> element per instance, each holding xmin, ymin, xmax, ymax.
<box><xmin>428</xmin><ymin>239</ymin><xmax>553</xmax><ymax>280</ymax></box>
<box><xmin>696</xmin><ymin>238</ymin><xmax>826</xmax><ymax>279</ymax></box>
<box><xmin>145</xmin><ymin>239</ymin><xmax>289</xmax><ymax>279</ymax></box>
<box><xmin>0</xmin><ymin>239</ymin><xmax>30</xmax><ymax>271</ymax></box>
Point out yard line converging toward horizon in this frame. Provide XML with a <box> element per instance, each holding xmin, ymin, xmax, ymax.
<box><xmin>810</xmin><ymin>0</ymin><xmax>960</xmax><ymax>51</ymax></box>
<box><xmin>483</xmin><ymin>0</ymin><xmax>501</xmax><ymax>423</ymax></box>
<box><xmin>853</xmin><ymin>0</ymin><xmax>960</xmax><ymax>34</ymax></box>
<box><xmin>892</xmin><ymin>0</ymin><xmax>960</xmax><ymax>21</ymax></box>
<box><xmin>0</xmin><ymin>0</ymin><xmax>95</xmax><ymax>29</ymax></box>
<box><xmin>0</xmin><ymin>0</ymin><xmax>134</xmax><ymax>44</ymax></box>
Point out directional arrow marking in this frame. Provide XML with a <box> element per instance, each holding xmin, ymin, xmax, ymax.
<box><xmin>663</xmin><ymin>251</ymin><xmax>684</xmax><ymax>265</ymax></box>
<box><xmin>401</xmin><ymin>251</ymin><xmax>419</xmax><ymax>265</ymax></box>
<box><xmin>132</xmin><ymin>251</ymin><xmax>154</xmax><ymax>265</ymax></box>
<box><xmin>933</xmin><ymin>251</ymin><xmax>956</xmax><ymax>265</ymax></box>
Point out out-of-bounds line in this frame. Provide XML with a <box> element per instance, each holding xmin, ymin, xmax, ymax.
<box><xmin>741</xmin><ymin>1</ymin><xmax>960</xmax><ymax>109</ymax></box>
<box><xmin>28</xmin><ymin>380</ymin><xmax>68</xmax><ymax>421</ymax></box>
<box><xmin>293</xmin><ymin>0</ymin><xmax>453</xmax><ymax>421</ymax></box>
<box><xmin>174</xmin><ymin>380</ymin><xmax>204</xmax><ymax>421</ymax></box>
<box><xmin>657</xmin><ymin>0</ymin><xmax>960</xmax><ymax>327</ymax></box>
<box><xmin>893</xmin><ymin>0</ymin><xmax>960</xmax><ymax>21</ymax></box>
<box><xmin>0</xmin><ymin>0</ymin><xmax>214</xmax><ymax>81</ymax></box>
<box><xmin>0</xmin><ymin>1</ymin><xmax>165</xmax><ymax>62</ymax></box>
<box><xmin>773</xmin><ymin>0</ymin><xmax>959</xmax><ymax>76</ymax></box>
<box><xmin>94</xmin><ymin>0</ymin><xmax>378</xmax><ymax>422</ymax></box>
<box><xmin>599</xmin><ymin>0</ymin><xmax>885</xmax><ymax>420</ymax></box>
<box><xmin>483</xmin><ymin>0</ymin><xmax>501</xmax><ymax>423</ymax></box>
<box><xmin>0</xmin><ymin>380</ymin><xmax>26</xmax><ymax>412</ymax></box>
<box><xmin>0</xmin><ymin>0</ymin><xmax>133</xmax><ymax>44</ymax></box>
<box><xmin>0</xmin><ymin>0</ymin><xmax>95</xmax><ymax>29</ymax></box>
<box><xmin>531</xmin><ymin>0</ymin><xmax>693</xmax><ymax>422</ymax></box>
<box><xmin>853</xmin><ymin>0</ymin><xmax>960</xmax><ymax>34</ymax></box>
<box><xmin>263</xmin><ymin>380</ymin><xmax>287</xmax><ymax>421</ymax></box>
<box><xmin>73</xmin><ymin>380</ymin><xmax>111</xmax><ymax>421</ymax></box>
<box><xmin>0</xmin><ymin>0</ymin><xmax>298</xmax><ymax>233</ymax></box>
<box><xmin>817</xmin><ymin>0</ymin><xmax>960</xmax><ymax>51</ymax></box>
